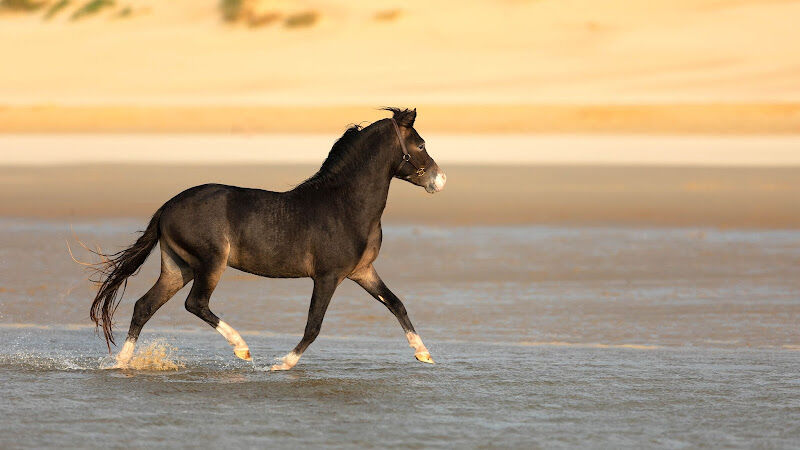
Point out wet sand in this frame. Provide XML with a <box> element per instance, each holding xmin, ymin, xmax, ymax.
<box><xmin>2</xmin><ymin>221</ymin><xmax>799</xmax><ymax>348</ymax></box>
<box><xmin>1</xmin><ymin>163</ymin><xmax>799</xmax><ymax>228</ymax></box>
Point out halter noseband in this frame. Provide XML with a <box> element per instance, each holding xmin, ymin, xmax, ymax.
<box><xmin>391</xmin><ymin>118</ymin><xmax>425</xmax><ymax>177</ymax></box>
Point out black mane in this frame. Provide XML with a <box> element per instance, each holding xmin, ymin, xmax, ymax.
<box><xmin>295</xmin><ymin>108</ymin><xmax>415</xmax><ymax>190</ymax></box>
<box><xmin>296</xmin><ymin>124</ymin><xmax>367</xmax><ymax>190</ymax></box>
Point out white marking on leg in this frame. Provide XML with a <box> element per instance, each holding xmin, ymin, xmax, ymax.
<box><xmin>406</xmin><ymin>332</ymin><xmax>427</xmax><ymax>353</ymax></box>
<box><xmin>270</xmin><ymin>351</ymin><xmax>300</xmax><ymax>371</ymax></box>
<box><xmin>215</xmin><ymin>320</ymin><xmax>247</xmax><ymax>348</ymax></box>
<box><xmin>215</xmin><ymin>320</ymin><xmax>251</xmax><ymax>361</ymax></box>
<box><xmin>406</xmin><ymin>331</ymin><xmax>435</xmax><ymax>364</ymax></box>
<box><xmin>115</xmin><ymin>339</ymin><xmax>136</xmax><ymax>368</ymax></box>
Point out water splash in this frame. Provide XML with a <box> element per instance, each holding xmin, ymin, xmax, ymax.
<box><xmin>124</xmin><ymin>340</ymin><xmax>185</xmax><ymax>371</ymax></box>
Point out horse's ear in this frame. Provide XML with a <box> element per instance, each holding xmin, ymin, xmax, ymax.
<box><xmin>398</xmin><ymin>108</ymin><xmax>416</xmax><ymax>127</ymax></box>
<box><xmin>383</xmin><ymin>107</ymin><xmax>417</xmax><ymax>127</ymax></box>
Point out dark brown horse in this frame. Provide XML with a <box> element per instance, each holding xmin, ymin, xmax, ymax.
<box><xmin>88</xmin><ymin>108</ymin><xmax>446</xmax><ymax>370</ymax></box>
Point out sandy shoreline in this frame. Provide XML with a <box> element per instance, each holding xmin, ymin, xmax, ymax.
<box><xmin>1</xmin><ymin>104</ymin><xmax>799</xmax><ymax>134</ymax></box>
<box><xmin>2</xmin><ymin>164</ymin><xmax>798</xmax><ymax>228</ymax></box>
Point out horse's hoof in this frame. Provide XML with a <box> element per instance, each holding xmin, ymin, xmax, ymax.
<box><xmin>234</xmin><ymin>348</ymin><xmax>252</xmax><ymax>361</ymax></box>
<box><xmin>415</xmin><ymin>351</ymin><xmax>435</xmax><ymax>364</ymax></box>
<box><xmin>270</xmin><ymin>362</ymin><xmax>292</xmax><ymax>371</ymax></box>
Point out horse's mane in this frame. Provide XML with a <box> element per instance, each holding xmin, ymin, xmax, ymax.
<box><xmin>296</xmin><ymin>124</ymin><xmax>366</xmax><ymax>189</ymax></box>
<box><xmin>296</xmin><ymin>108</ymin><xmax>416</xmax><ymax>190</ymax></box>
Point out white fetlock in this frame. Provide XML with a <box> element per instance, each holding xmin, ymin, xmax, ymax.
<box><xmin>113</xmin><ymin>339</ymin><xmax>136</xmax><ymax>368</ymax></box>
<box><xmin>270</xmin><ymin>352</ymin><xmax>300</xmax><ymax>371</ymax></box>
<box><xmin>406</xmin><ymin>332</ymin><xmax>435</xmax><ymax>364</ymax></box>
<box><xmin>216</xmin><ymin>320</ymin><xmax>251</xmax><ymax>361</ymax></box>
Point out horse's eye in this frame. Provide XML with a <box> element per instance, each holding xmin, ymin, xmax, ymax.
<box><xmin>418</xmin><ymin>143</ymin><xmax>425</xmax><ymax>150</ymax></box>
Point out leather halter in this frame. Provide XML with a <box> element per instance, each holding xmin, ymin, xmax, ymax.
<box><xmin>391</xmin><ymin>118</ymin><xmax>425</xmax><ymax>177</ymax></box>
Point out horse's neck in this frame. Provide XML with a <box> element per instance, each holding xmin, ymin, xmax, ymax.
<box><xmin>338</xmin><ymin>157</ymin><xmax>394</xmax><ymax>224</ymax></box>
<box><xmin>297</xmin><ymin>133</ymin><xmax>397</xmax><ymax>225</ymax></box>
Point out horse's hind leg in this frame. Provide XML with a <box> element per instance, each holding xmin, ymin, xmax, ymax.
<box><xmin>115</xmin><ymin>245</ymin><xmax>193</xmax><ymax>367</ymax></box>
<box><xmin>184</xmin><ymin>254</ymin><xmax>252</xmax><ymax>361</ymax></box>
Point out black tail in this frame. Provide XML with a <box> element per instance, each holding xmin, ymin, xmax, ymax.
<box><xmin>89</xmin><ymin>206</ymin><xmax>164</xmax><ymax>352</ymax></box>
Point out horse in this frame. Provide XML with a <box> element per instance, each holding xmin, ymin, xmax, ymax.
<box><xmin>86</xmin><ymin>108</ymin><xmax>446</xmax><ymax>371</ymax></box>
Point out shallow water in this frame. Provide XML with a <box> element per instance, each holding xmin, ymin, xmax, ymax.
<box><xmin>1</xmin><ymin>328</ymin><xmax>799</xmax><ymax>448</ymax></box>
<box><xmin>0</xmin><ymin>220</ymin><xmax>799</xmax><ymax>447</ymax></box>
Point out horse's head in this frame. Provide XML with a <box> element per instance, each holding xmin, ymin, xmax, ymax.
<box><xmin>385</xmin><ymin>108</ymin><xmax>446</xmax><ymax>194</ymax></box>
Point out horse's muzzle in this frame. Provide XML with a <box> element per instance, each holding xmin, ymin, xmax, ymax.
<box><xmin>425</xmin><ymin>169</ymin><xmax>447</xmax><ymax>193</ymax></box>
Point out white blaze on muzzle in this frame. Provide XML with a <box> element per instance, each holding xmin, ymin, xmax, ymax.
<box><xmin>433</xmin><ymin>172</ymin><xmax>447</xmax><ymax>192</ymax></box>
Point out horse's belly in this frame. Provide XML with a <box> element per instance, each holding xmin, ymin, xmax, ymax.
<box><xmin>227</xmin><ymin>245</ymin><xmax>311</xmax><ymax>279</ymax></box>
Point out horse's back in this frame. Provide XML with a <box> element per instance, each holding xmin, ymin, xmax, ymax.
<box><xmin>157</xmin><ymin>183</ymin><xmax>310</xmax><ymax>276</ymax></box>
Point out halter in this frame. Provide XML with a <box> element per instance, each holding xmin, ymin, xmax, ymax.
<box><xmin>391</xmin><ymin>118</ymin><xmax>426</xmax><ymax>177</ymax></box>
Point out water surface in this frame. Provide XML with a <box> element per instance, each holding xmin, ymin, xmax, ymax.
<box><xmin>0</xmin><ymin>221</ymin><xmax>798</xmax><ymax>447</ymax></box>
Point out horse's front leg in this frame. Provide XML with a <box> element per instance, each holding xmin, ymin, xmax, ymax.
<box><xmin>349</xmin><ymin>265</ymin><xmax>434</xmax><ymax>364</ymax></box>
<box><xmin>270</xmin><ymin>275</ymin><xmax>339</xmax><ymax>371</ymax></box>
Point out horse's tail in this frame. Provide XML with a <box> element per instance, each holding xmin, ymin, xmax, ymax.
<box><xmin>89</xmin><ymin>206</ymin><xmax>164</xmax><ymax>352</ymax></box>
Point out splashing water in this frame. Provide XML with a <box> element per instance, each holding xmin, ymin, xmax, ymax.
<box><xmin>125</xmin><ymin>339</ymin><xmax>184</xmax><ymax>371</ymax></box>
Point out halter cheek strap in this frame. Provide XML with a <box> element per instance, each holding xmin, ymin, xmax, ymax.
<box><xmin>391</xmin><ymin>118</ymin><xmax>425</xmax><ymax>177</ymax></box>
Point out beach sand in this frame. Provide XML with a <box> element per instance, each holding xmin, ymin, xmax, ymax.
<box><xmin>1</xmin><ymin>163</ymin><xmax>799</xmax><ymax>228</ymax></box>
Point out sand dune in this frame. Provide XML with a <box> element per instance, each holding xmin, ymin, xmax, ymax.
<box><xmin>1</xmin><ymin>0</ymin><xmax>799</xmax><ymax>106</ymax></box>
